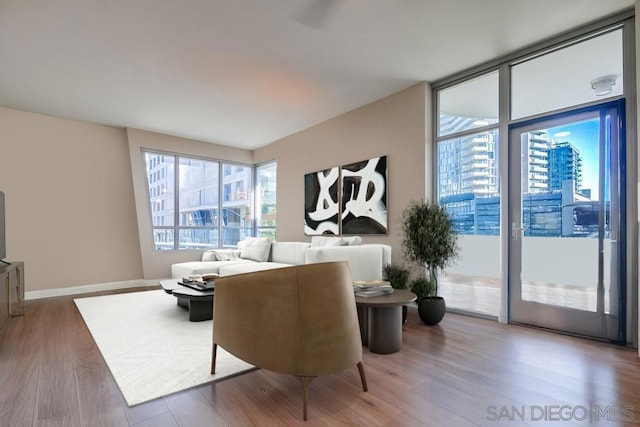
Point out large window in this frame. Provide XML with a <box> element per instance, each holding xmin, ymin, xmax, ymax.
<box><xmin>144</xmin><ymin>152</ymin><xmax>275</xmax><ymax>250</ymax></box>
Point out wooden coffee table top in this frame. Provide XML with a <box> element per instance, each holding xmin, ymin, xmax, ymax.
<box><xmin>354</xmin><ymin>289</ymin><xmax>416</xmax><ymax>307</ymax></box>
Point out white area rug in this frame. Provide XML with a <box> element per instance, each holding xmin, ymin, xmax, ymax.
<box><xmin>74</xmin><ymin>290</ymin><xmax>254</xmax><ymax>406</ymax></box>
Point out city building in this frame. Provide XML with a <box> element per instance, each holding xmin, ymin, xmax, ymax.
<box><xmin>440</xmin><ymin>128</ymin><xmax>593</xmax><ymax>237</ymax></box>
<box><xmin>523</xmin><ymin>130</ymin><xmax>550</xmax><ymax>193</ymax></box>
<box><xmin>549</xmin><ymin>140</ymin><xmax>584</xmax><ymax>193</ymax></box>
<box><xmin>145</xmin><ymin>153</ymin><xmax>254</xmax><ymax>250</ymax></box>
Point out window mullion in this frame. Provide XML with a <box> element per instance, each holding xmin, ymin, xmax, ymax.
<box><xmin>218</xmin><ymin>162</ymin><xmax>223</xmax><ymax>248</ymax></box>
<box><xmin>174</xmin><ymin>154</ymin><xmax>180</xmax><ymax>251</ymax></box>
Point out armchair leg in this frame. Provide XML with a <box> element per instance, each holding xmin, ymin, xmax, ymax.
<box><xmin>357</xmin><ymin>362</ymin><xmax>368</xmax><ymax>392</ymax></box>
<box><xmin>211</xmin><ymin>343</ymin><xmax>217</xmax><ymax>374</ymax></box>
<box><xmin>298</xmin><ymin>376</ymin><xmax>316</xmax><ymax>421</ymax></box>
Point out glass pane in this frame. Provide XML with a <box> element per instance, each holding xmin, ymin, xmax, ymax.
<box><xmin>512</xmin><ymin>30</ymin><xmax>623</xmax><ymax>120</ymax></box>
<box><xmin>222</xmin><ymin>227</ymin><xmax>252</xmax><ymax>248</ymax></box>
<box><xmin>178</xmin><ymin>158</ymin><xmax>219</xmax><ymax>228</ymax></box>
<box><xmin>438</xmin><ymin>130</ymin><xmax>500</xmax><ymax>232</ymax></box>
<box><xmin>152</xmin><ymin>228</ymin><xmax>174</xmax><ymax>251</ymax></box>
<box><xmin>257</xmin><ymin>228</ymin><xmax>276</xmax><ymax>240</ymax></box>
<box><xmin>144</xmin><ymin>153</ymin><xmax>175</xmax><ymax>227</ymax></box>
<box><xmin>519</xmin><ymin>116</ymin><xmax>604</xmax><ymax>312</ymax></box>
<box><xmin>438</xmin><ymin>71</ymin><xmax>499</xmax><ymax>137</ymax></box>
<box><xmin>222</xmin><ymin>163</ymin><xmax>253</xmax><ymax>247</ymax></box>
<box><xmin>437</xmin><ymin>130</ymin><xmax>500</xmax><ymax>317</ymax></box>
<box><xmin>178</xmin><ymin>228</ymin><xmax>218</xmax><ymax>250</ymax></box>
<box><xmin>256</xmin><ymin>162</ymin><xmax>277</xmax><ymax>228</ymax></box>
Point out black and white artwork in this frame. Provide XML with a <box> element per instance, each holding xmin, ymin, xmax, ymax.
<box><xmin>340</xmin><ymin>156</ymin><xmax>388</xmax><ymax>234</ymax></box>
<box><xmin>304</xmin><ymin>167</ymin><xmax>340</xmax><ymax>235</ymax></box>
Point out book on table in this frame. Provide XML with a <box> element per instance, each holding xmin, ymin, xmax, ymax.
<box><xmin>179</xmin><ymin>278</ymin><xmax>215</xmax><ymax>291</ymax></box>
<box><xmin>353</xmin><ymin>280</ymin><xmax>394</xmax><ymax>297</ymax></box>
<box><xmin>352</xmin><ymin>280</ymin><xmax>392</xmax><ymax>290</ymax></box>
<box><xmin>354</xmin><ymin>287</ymin><xmax>394</xmax><ymax>298</ymax></box>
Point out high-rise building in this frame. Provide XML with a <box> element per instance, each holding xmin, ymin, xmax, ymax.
<box><xmin>549</xmin><ymin>141</ymin><xmax>583</xmax><ymax>192</ymax></box>
<box><xmin>437</xmin><ymin>115</ymin><xmax>498</xmax><ymax>199</ymax></box>
<box><xmin>522</xmin><ymin>130</ymin><xmax>550</xmax><ymax>193</ymax></box>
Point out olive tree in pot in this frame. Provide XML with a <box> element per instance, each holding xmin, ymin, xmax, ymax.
<box><xmin>382</xmin><ymin>264</ymin><xmax>411</xmax><ymax>324</ymax></box>
<box><xmin>401</xmin><ymin>200</ymin><xmax>458</xmax><ymax>325</ymax></box>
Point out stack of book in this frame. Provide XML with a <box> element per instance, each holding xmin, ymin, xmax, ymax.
<box><xmin>180</xmin><ymin>277</ymin><xmax>215</xmax><ymax>291</ymax></box>
<box><xmin>353</xmin><ymin>280</ymin><xmax>394</xmax><ymax>297</ymax></box>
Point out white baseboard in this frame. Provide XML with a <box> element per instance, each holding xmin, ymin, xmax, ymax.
<box><xmin>25</xmin><ymin>279</ymin><xmax>162</xmax><ymax>300</ymax></box>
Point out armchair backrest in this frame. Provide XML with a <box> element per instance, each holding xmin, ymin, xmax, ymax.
<box><xmin>213</xmin><ymin>261</ymin><xmax>362</xmax><ymax>377</ymax></box>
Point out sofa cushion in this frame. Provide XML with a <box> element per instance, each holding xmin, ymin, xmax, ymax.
<box><xmin>239</xmin><ymin>237</ymin><xmax>272</xmax><ymax>262</ymax></box>
<box><xmin>271</xmin><ymin>242</ymin><xmax>311</xmax><ymax>265</ymax></box>
<box><xmin>304</xmin><ymin>245</ymin><xmax>387</xmax><ymax>281</ymax></box>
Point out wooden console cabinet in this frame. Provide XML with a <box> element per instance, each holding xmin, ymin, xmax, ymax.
<box><xmin>0</xmin><ymin>262</ymin><xmax>24</xmax><ymax>329</ymax></box>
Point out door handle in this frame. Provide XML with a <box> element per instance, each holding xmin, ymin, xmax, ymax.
<box><xmin>511</xmin><ymin>226</ymin><xmax>524</xmax><ymax>239</ymax></box>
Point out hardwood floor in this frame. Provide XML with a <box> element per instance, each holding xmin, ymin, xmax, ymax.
<box><xmin>1</xmin><ymin>287</ymin><xmax>639</xmax><ymax>426</ymax></box>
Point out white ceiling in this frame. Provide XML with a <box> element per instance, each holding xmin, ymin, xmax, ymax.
<box><xmin>0</xmin><ymin>0</ymin><xmax>634</xmax><ymax>149</ymax></box>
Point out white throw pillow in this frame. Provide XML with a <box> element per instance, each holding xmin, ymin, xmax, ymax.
<box><xmin>310</xmin><ymin>236</ymin><xmax>348</xmax><ymax>247</ymax></box>
<box><xmin>202</xmin><ymin>249</ymin><xmax>241</xmax><ymax>262</ymax></box>
<box><xmin>202</xmin><ymin>250</ymin><xmax>218</xmax><ymax>262</ymax></box>
<box><xmin>214</xmin><ymin>249</ymin><xmax>240</xmax><ymax>261</ymax></box>
<box><xmin>342</xmin><ymin>236</ymin><xmax>362</xmax><ymax>245</ymax></box>
<box><xmin>323</xmin><ymin>238</ymin><xmax>346</xmax><ymax>246</ymax></box>
<box><xmin>239</xmin><ymin>237</ymin><xmax>272</xmax><ymax>262</ymax></box>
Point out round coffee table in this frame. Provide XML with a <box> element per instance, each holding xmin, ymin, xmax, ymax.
<box><xmin>355</xmin><ymin>289</ymin><xmax>416</xmax><ymax>354</ymax></box>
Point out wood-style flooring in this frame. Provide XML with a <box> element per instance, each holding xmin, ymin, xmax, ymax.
<box><xmin>1</xmin><ymin>287</ymin><xmax>639</xmax><ymax>426</ymax></box>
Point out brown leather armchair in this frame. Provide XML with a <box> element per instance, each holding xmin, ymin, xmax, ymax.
<box><xmin>211</xmin><ymin>261</ymin><xmax>368</xmax><ymax>421</ymax></box>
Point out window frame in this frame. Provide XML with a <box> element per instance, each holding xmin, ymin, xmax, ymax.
<box><xmin>430</xmin><ymin>11</ymin><xmax>636</xmax><ymax>332</ymax></box>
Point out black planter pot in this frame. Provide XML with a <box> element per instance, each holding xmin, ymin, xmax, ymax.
<box><xmin>402</xmin><ymin>305</ymin><xmax>407</xmax><ymax>324</ymax></box>
<box><xmin>417</xmin><ymin>296</ymin><xmax>446</xmax><ymax>325</ymax></box>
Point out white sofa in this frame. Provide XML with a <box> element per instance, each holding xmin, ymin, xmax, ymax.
<box><xmin>171</xmin><ymin>236</ymin><xmax>392</xmax><ymax>282</ymax></box>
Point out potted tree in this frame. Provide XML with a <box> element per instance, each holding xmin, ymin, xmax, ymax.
<box><xmin>382</xmin><ymin>263</ymin><xmax>410</xmax><ymax>324</ymax></box>
<box><xmin>401</xmin><ymin>200</ymin><xmax>458</xmax><ymax>325</ymax></box>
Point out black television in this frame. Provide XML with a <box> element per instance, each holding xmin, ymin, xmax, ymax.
<box><xmin>0</xmin><ymin>191</ymin><xmax>5</xmax><ymax>261</ymax></box>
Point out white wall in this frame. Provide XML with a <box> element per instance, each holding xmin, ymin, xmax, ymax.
<box><xmin>0</xmin><ymin>107</ymin><xmax>143</xmax><ymax>291</ymax></box>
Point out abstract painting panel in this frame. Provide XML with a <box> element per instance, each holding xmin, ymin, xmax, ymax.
<box><xmin>304</xmin><ymin>167</ymin><xmax>340</xmax><ymax>235</ymax></box>
<box><xmin>341</xmin><ymin>156</ymin><xmax>387</xmax><ymax>234</ymax></box>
